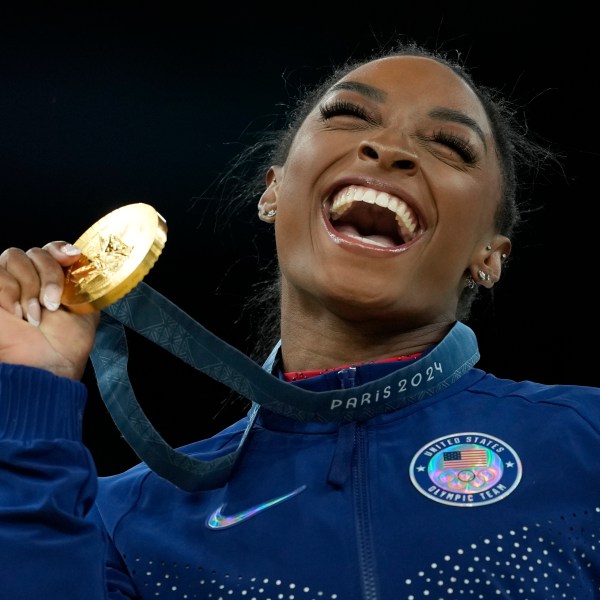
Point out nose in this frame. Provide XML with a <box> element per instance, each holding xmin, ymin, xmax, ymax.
<box><xmin>358</xmin><ymin>135</ymin><xmax>419</xmax><ymax>173</ymax></box>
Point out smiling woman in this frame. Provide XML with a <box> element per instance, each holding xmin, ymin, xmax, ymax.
<box><xmin>247</xmin><ymin>47</ymin><xmax>534</xmax><ymax>363</ymax></box>
<box><xmin>1</xmin><ymin>40</ymin><xmax>599</xmax><ymax>600</ymax></box>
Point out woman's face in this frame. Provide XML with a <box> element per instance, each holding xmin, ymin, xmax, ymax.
<box><xmin>266</xmin><ymin>55</ymin><xmax>505</xmax><ymax>327</ymax></box>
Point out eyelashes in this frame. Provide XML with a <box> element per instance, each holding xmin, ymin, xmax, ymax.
<box><xmin>319</xmin><ymin>100</ymin><xmax>376</xmax><ymax>124</ymax></box>
<box><xmin>318</xmin><ymin>99</ymin><xmax>479</xmax><ymax>164</ymax></box>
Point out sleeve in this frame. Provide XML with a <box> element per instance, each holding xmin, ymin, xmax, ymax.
<box><xmin>0</xmin><ymin>363</ymin><xmax>134</xmax><ymax>599</ymax></box>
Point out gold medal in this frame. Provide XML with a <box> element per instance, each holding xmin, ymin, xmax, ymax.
<box><xmin>61</xmin><ymin>203</ymin><xmax>167</xmax><ymax>314</ymax></box>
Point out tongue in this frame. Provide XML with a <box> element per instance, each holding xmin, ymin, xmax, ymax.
<box><xmin>336</xmin><ymin>224</ymin><xmax>396</xmax><ymax>247</ymax></box>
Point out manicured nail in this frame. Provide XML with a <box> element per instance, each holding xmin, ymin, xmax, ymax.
<box><xmin>43</xmin><ymin>284</ymin><xmax>61</xmax><ymax>311</ymax></box>
<box><xmin>61</xmin><ymin>243</ymin><xmax>81</xmax><ymax>256</ymax></box>
<box><xmin>27</xmin><ymin>299</ymin><xmax>41</xmax><ymax>327</ymax></box>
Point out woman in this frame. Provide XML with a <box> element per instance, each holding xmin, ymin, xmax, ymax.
<box><xmin>1</xmin><ymin>42</ymin><xmax>599</xmax><ymax>599</ymax></box>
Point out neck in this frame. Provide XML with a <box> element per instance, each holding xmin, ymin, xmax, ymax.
<box><xmin>279</xmin><ymin>299</ymin><xmax>453</xmax><ymax>373</ymax></box>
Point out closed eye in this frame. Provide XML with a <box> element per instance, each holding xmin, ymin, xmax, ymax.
<box><xmin>319</xmin><ymin>100</ymin><xmax>377</xmax><ymax>125</ymax></box>
<box><xmin>425</xmin><ymin>129</ymin><xmax>478</xmax><ymax>164</ymax></box>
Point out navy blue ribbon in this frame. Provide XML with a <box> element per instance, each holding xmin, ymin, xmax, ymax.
<box><xmin>90</xmin><ymin>282</ymin><xmax>479</xmax><ymax>492</ymax></box>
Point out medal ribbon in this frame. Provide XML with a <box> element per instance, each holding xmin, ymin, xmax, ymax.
<box><xmin>90</xmin><ymin>282</ymin><xmax>479</xmax><ymax>492</ymax></box>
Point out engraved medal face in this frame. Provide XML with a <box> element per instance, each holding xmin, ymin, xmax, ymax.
<box><xmin>61</xmin><ymin>203</ymin><xmax>167</xmax><ymax>313</ymax></box>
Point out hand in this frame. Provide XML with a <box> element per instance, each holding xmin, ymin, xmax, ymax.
<box><xmin>0</xmin><ymin>242</ymin><xmax>100</xmax><ymax>380</ymax></box>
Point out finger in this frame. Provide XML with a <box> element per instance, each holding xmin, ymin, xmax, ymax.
<box><xmin>0</xmin><ymin>247</ymin><xmax>44</xmax><ymax>324</ymax></box>
<box><xmin>39</xmin><ymin>242</ymin><xmax>83</xmax><ymax>313</ymax></box>
<box><xmin>25</xmin><ymin>245</ymin><xmax>77</xmax><ymax>313</ymax></box>
<box><xmin>42</xmin><ymin>241</ymin><xmax>82</xmax><ymax>265</ymax></box>
<box><xmin>24</xmin><ymin>246</ymin><xmax>64</xmax><ymax>323</ymax></box>
<box><xmin>0</xmin><ymin>242</ymin><xmax>83</xmax><ymax>325</ymax></box>
<box><xmin>0</xmin><ymin>248</ymin><xmax>26</xmax><ymax>318</ymax></box>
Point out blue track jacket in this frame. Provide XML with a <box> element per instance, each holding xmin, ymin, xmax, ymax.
<box><xmin>1</xmin><ymin>324</ymin><xmax>600</xmax><ymax>599</ymax></box>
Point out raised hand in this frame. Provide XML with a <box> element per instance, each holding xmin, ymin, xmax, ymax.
<box><xmin>0</xmin><ymin>242</ymin><xmax>100</xmax><ymax>380</ymax></box>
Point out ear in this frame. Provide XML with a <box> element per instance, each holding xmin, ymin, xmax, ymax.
<box><xmin>257</xmin><ymin>166</ymin><xmax>282</xmax><ymax>224</ymax></box>
<box><xmin>468</xmin><ymin>235</ymin><xmax>512</xmax><ymax>289</ymax></box>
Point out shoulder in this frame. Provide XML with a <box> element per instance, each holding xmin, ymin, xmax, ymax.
<box><xmin>98</xmin><ymin>415</ymin><xmax>252</xmax><ymax>490</ymax></box>
<box><xmin>468</xmin><ymin>369</ymin><xmax>600</xmax><ymax>424</ymax></box>
<box><xmin>471</xmin><ymin>369</ymin><xmax>600</xmax><ymax>403</ymax></box>
<box><xmin>94</xmin><ymin>415</ymin><xmax>252</xmax><ymax>531</ymax></box>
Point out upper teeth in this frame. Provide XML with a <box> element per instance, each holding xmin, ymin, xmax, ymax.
<box><xmin>330</xmin><ymin>185</ymin><xmax>417</xmax><ymax>236</ymax></box>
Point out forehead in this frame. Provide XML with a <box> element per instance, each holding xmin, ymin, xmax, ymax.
<box><xmin>335</xmin><ymin>55</ymin><xmax>490</xmax><ymax>128</ymax></box>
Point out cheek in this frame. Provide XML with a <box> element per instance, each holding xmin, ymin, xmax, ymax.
<box><xmin>433</xmin><ymin>168</ymin><xmax>501</xmax><ymax>234</ymax></box>
<box><xmin>280</xmin><ymin>129</ymin><xmax>345</xmax><ymax>200</ymax></box>
<box><xmin>274</xmin><ymin>136</ymin><xmax>330</xmax><ymax>246</ymax></box>
<box><xmin>282</xmin><ymin>133</ymin><xmax>320</xmax><ymax>180</ymax></box>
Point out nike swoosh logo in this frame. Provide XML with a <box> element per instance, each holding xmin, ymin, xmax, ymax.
<box><xmin>206</xmin><ymin>485</ymin><xmax>307</xmax><ymax>529</ymax></box>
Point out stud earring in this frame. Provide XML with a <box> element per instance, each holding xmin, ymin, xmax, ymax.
<box><xmin>465</xmin><ymin>275</ymin><xmax>477</xmax><ymax>289</ymax></box>
<box><xmin>258</xmin><ymin>207</ymin><xmax>277</xmax><ymax>223</ymax></box>
<box><xmin>477</xmin><ymin>269</ymin><xmax>491</xmax><ymax>282</ymax></box>
<box><xmin>485</xmin><ymin>245</ymin><xmax>492</xmax><ymax>251</ymax></box>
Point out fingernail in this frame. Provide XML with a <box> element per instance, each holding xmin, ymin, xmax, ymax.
<box><xmin>27</xmin><ymin>299</ymin><xmax>41</xmax><ymax>327</ymax></box>
<box><xmin>43</xmin><ymin>284</ymin><xmax>61</xmax><ymax>311</ymax></box>
<box><xmin>61</xmin><ymin>243</ymin><xmax>81</xmax><ymax>256</ymax></box>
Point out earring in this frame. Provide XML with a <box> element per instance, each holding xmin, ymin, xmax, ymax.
<box><xmin>501</xmin><ymin>253</ymin><xmax>508</xmax><ymax>261</ymax></box>
<box><xmin>477</xmin><ymin>269</ymin><xmax>491</xmax><ymax>282</ymax></box>
<box><xmin>485</xmin><ymin>245</ymin><xmax>492</xmax><ymax>251</ymax></box>
<box><xmin>465</xmin><ymin>275</ymin><xmax>477</xmax><ymax>289</ymax></box>
<box><xmin>258</xmin><ymin>207</ymin><xmax>277</xmax><ymax>223</ymax></box>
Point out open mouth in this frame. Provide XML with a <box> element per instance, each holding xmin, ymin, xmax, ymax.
<box><xmin>326</xmin><ymin>185</ymin><xmax>421</xmax><ymax>248</ymax></box>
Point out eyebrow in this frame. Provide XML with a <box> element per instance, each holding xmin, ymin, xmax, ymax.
<box><xmin>327</xmin><ymin>81</ymin><xmax>487</xmax><ymax>147</ymax></box>
<box><xmin>328</xmin><ymin>81</ymin><xmax>387</xmax><ymax>102</ymax></box>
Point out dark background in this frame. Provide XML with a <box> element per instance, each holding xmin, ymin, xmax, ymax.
<box><xmin>1</xmin><ymin>4</ymin><xmax>597</xmax><ymax>475</ymax></box>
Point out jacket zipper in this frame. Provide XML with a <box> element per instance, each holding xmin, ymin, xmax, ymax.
<box><xmin>353</xmin><ymin>424</ymin><xmax>379</xmax><ymax>599</ymax></box>
<box><xmin>335</xmin><ymin>367</ymin><xmax>379</xmax><ymax>599</ymax></box>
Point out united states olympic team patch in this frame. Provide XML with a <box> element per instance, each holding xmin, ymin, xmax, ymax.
<box><xmin>409</xmin><ymin>432</ymin><xmax>522</xmax><ymax>507</ymax></box>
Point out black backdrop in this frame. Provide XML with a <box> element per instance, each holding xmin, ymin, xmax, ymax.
<box><xmin>1</xmin><ymin>4</ymin><xmax>597</xmax><ymax>475</ymax></box>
